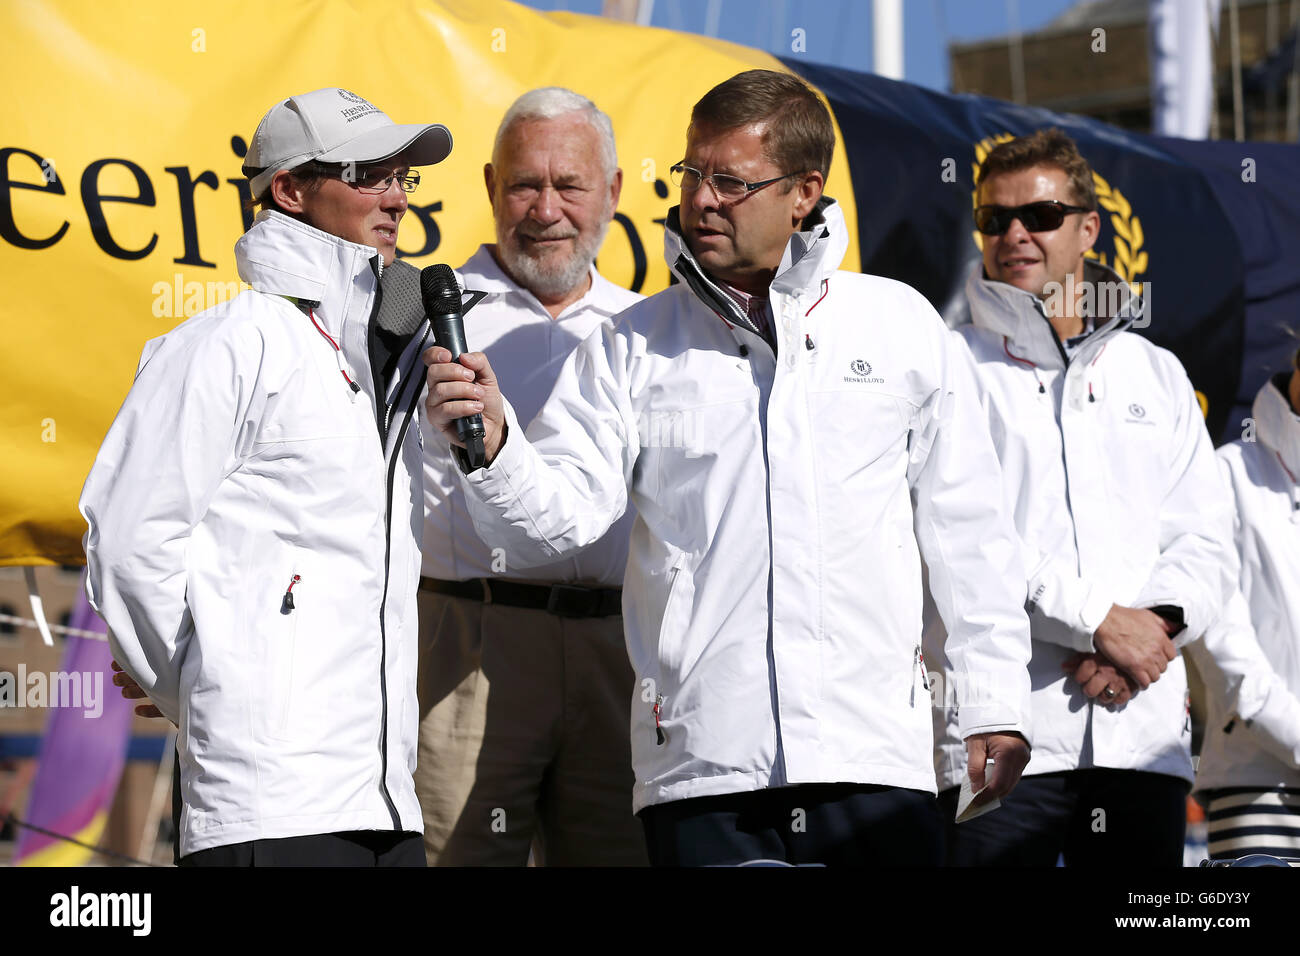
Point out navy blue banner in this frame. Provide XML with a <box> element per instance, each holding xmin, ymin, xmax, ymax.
<box><xmin>785</xmin><ymin>58</ymin><xmax>1298</xmax><ymax>442</ymax></box>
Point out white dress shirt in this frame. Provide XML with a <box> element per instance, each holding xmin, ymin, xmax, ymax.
<box><xmin>419</xmin><ymin>244</ymin><xmax>642</xmax><ymax>586</ymax></box>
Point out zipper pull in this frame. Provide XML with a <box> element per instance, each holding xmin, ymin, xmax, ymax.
<box><xmin>283</xmin><ymin>574</ymin><xmax>301</xmax><ymax>612</ymax></box>
<box><xmin>911</xmin><ymin>645</ymin><xmax>929</xmax><ymax>708</ymax></box>
<box><xmin>805</xmin><ymin>333</ymin><xmax>815</xmax><ymax>351</ymax></box>
<box><xmin>653</xmin><ymin>694</ymin><xmax>665</xmax><ymax>745</ymax></box>
<box><xmin>339</xmin><ymin>355</ymin><xmax>361</xmax><ymax>402</ymax></box>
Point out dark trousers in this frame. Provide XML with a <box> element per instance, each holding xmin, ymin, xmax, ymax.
<box><xmin>938</xmin><ymin>768</ymin><xmax>1188</xmax><ymax>867</ymax></box>
<box><xmin>178</xmin><ymin>830</ymin><xmax>427</xmax><ymax>867</ymax></box>
<box><xmin>638</xmin><ymin>783</ymin><xmax>944</xmax><ymax>866</ymax></box>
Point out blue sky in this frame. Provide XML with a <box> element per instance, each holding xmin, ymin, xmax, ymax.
<box><xmin>517</xmin><ymin>0</ymin><xmax>1081</xmax><ymax>91</ymax></box>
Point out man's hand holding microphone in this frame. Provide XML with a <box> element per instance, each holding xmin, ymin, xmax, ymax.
<box><xmin>423</xmin><ymin>347</ymin><xmax>506</xmax><ymax>465</ymax></box>
<box><xmin>420</xmin><ymin>264</ymin><xmax>507</xmax><ymax>468</ymax></box>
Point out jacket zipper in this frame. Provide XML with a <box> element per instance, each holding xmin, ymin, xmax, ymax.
<box><xmin>651</xmin><ymin>556</ymin><xmax>687</xmax><ymax>745</ymax></box>
<box><xmin>758</xmin><ymin>362</ymin><xmax>785</xmax><ymax>784</ymax></box>
<box><xmin>669</xmin><ymin>249</ymin><xmax>771</xmax><ymax>352</ymax></box>
<box><xmin>374</xmin><ymin>321</ymin><xmax>433</xmax><ymax>829</ymax></box>
<box><xmin>361</xmin><ymin>266</ymin><xmax>402</xmax><ymax>830</ymax></box>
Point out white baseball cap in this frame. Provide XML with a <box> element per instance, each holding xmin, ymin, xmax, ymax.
<box><xmin>243</xmin><ymin>87</ymin><xmax>453</xmax><ymax>197</ymax></box>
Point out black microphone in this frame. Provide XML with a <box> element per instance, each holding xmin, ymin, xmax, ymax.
<box><xmin>421</xmin><ymin>264</ymin><xmax>486</xmax><ymax>469</ymax></box>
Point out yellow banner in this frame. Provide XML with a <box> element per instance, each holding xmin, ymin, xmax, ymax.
<box><xmin>1</xmin><ymin>0</ymin><xmax>859</xmax><ymax>565</ymax></box>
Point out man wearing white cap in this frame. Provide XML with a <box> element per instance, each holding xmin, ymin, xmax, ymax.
<box><xmin>81</xmin><ymin>88</ymin><xmax>451</xmax><ymax>866</ymax></box>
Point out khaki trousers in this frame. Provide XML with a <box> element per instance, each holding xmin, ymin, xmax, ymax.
<box><xmin>414</xmin><ymin>590</ymin><xmax>647</xmax><ymax>866</ymax></box>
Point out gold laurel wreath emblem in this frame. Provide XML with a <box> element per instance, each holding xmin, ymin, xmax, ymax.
<box><xmin>970</xmin><ymin>134</ymin><xmax>1149</xmax><ymax>296</ymax></box>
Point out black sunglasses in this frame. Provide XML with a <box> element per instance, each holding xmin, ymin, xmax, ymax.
<box><xmin>974</xmin><ymin>200</ymin><xmax>1091</xmax><ymax>236</ymax></box>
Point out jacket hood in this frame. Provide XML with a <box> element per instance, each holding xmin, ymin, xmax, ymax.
<box><xmin>663</xmin><ymin>196</ymin><xmax>848</xmax><ymax>337</ymax></box>
<box><xmin>966</xmin><ymin>257</ymin><xmax>1145</xmax><ymax>367</ymax></box>
<box><xmin>234</xmin><ymin>210</ymin><xmax>384</xmax><ymax>335</ymax></box>
<box><xmin>1253</xmin><ymin>372</ymin><xmax>1300</xmax><ymax>479</ymax></box>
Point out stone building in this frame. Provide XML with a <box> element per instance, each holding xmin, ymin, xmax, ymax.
<box><xmin>951</xmin><ymin>0</ymin><xmax>1299</xmax><ymax>140</ymax></box>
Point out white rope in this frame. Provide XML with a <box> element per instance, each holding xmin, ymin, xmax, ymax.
<box><xmin>0</xmin><ymin>612</ymin><xmax>108</xmax><ymax>642</ymax></box>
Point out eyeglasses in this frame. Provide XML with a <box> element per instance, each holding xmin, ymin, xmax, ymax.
<box><xmin>670</xmin><ymin>162</ymin><xmax>803</xmax><ymax>201</ymax></box>
<box><xmin>305</xmin><ymin>162</ymin><xmax>421</xmax><ymax>194</ymax></box>
<box><xmin>974</xmin><ymin>200</ymin><xmax>1091</xmax><ymax>236</ymax></box>
<box><xmin>347</xmin><ymin>166</ymin><xmax>420</xmax><ymax>194</ymax></box>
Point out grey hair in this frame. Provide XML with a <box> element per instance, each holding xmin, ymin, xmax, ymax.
<box><xmin>491</xmin><ymin>87</ymin><xmax>618</xmax><ymax>180</ymax></box>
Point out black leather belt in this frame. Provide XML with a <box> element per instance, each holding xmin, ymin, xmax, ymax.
<box><xmin>419</xmin><ymin>577</ymin><xmax>622</xmax><ymax>619</ymax></box>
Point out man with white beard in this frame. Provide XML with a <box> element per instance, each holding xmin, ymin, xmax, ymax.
<box><xmin>414</xmin><ymin>88</ymin><xmax>647</xmax><ymax>865</ymax></box>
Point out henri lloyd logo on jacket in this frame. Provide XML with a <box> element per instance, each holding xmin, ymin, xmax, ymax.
<box><xmin>844</xmin><ymin>358</ymin><xmax>884</xmax><ymax>384</ymax></box>
<box><xmin>1125</xmin><ymin>402</ymin><xmax>1156</xmax><ymax>426</ymax></box>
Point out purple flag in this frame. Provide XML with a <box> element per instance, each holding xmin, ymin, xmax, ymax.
<box><xmin>13</xmin><ymin>572</ymin><xmax>135</xmax><ymax>865</ymax></box>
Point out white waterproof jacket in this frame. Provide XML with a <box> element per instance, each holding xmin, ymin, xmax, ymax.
<box><xmin>1189</xmin><ymin>376</ymin><xmax>1300</xmax><ymax>791</ymax></box>
<box><xmin>80</xmin><ymin>211</ymin><xmax>429</xmax><ymax>855</ymax></box>
<box><xmin>927</xmin><ymin>262</ymin><xmax>1234</xmax><ymax>792</ymax></box>
<box><xmin>458</xmin><ymin>199</ymin><xmax>1033</xmax><ymax>812</ymax></box>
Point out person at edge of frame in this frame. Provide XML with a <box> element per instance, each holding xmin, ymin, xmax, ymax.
<box><xmin>1189</xmin><ymin>343</ymin><xmax>1300</xmax><ymax>861</ymax></box>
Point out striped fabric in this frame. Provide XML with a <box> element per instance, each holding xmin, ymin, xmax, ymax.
<box><xmin>718</xmin><ymin>281</ymin><xmax>773</xmax><ymax>345</ymax></box>
<box><xmin>1206</xmin><ymin>788</ymin><xmax>1300</xmax><ymax>861</ymax></box>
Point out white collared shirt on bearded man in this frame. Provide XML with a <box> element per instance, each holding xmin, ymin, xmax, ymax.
<box><xmin>419</xmin><ymin>244</ymin><xmax>642</xmax><ymax>586</ymax></box>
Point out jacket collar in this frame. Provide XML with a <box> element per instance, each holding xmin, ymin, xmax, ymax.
<box><xmin>662</xmin><ymin>196</ymin><xmax>847</xmax><ymax>337</ymax></box>
<box><xmin>458</xmin><ymin>243</ymin><xmax>629</xmax><ymax>319</ymax></box>
<box><xmin>966</xmin><ymin>258</ymin><xmax>1145</xmax><ymax>369</ymax></box>
<box><xmin>1253</xmin><ymin>373</ymin><xmax>1300</xmax><ymax>481</ymax></box>
<box><xmin>234</xmin><ymin>209</ymin><xmax>383</xmax><ymax>340</ymax></box>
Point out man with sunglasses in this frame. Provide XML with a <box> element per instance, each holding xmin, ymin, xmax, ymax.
<box><xmin>425</xmin><ymin>70</ymin><xmax>1034</xmax><ymax>866</ymax></box>
<box><xmin>925</xmin><ymin>128</ymin><xmax>1233</xmax><ymax>866</ymax></box>
<box><xmin>81</xmin><ymin>88</ymin><xmax>451</xmax><ymax>865</ymax></box>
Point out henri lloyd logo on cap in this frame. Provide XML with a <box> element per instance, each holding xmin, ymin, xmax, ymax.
<box><xmin>337</xmin><ymin>89</ymin><xmax>379</xmax><ymax>122</ymax></box>
<box><xmin>844</xmin><ymin>358</ymin><xmax>884</xmax><ymax>384</ymax></box>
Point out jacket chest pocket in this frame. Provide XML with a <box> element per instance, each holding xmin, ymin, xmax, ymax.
<box><xmin>633</xmin><ymin>397</ymin><xmax>752</xmax><ymax>509</ymax></box>
<box><xmin>254</xmin><ymin>358</ymin><xmax>376</xmax><ymax>450</ymax></box>
<box><xmin>807</xmin><ymin>388</ymin><xmax>910</xmax><ymax>488</ymax></box>
<box><xmin>249</xmin><ymin>381</ymin><xmax>381</xmax><ymax>502</ymax></box>
<box><xmin>255</xmin><ymin>409</ymin><xmax>373</xmax><ymax>447</ymax></box>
